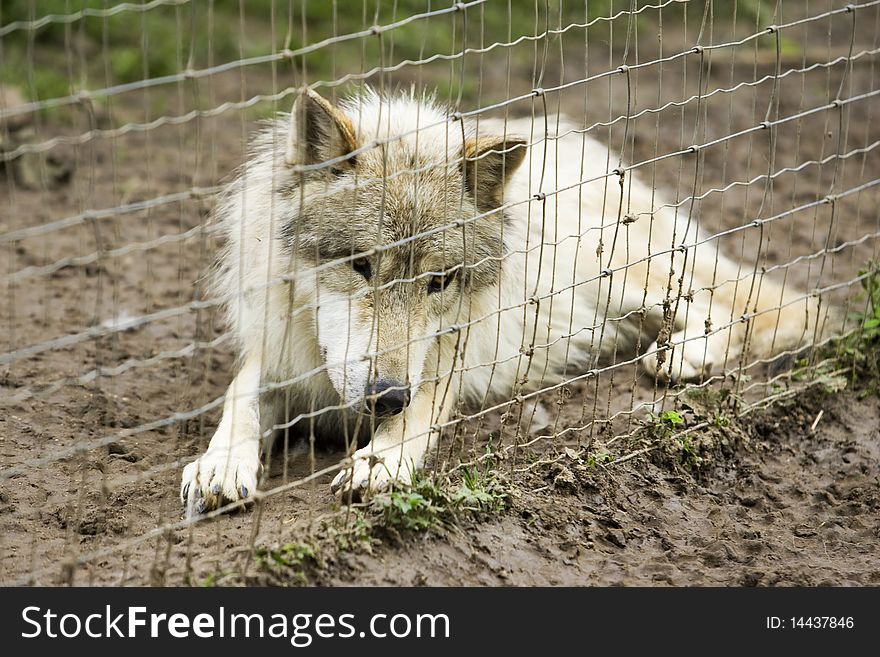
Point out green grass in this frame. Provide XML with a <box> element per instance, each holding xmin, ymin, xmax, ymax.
<box><xmin>2</xmin><ymin>1</ymin><xmax>256</xmax><ymax>99</ymax></box>
<box><xmin>243</xmin><ymin>461</ymin><xmax>507</xmax><ymax>584</ymax></box>
<box><xmin>255</xmin><ymin>541</ymin><xmax>317</xmax><ymax>569</ymax></box>
<box><xmin>782</xmin><ymin>261</ymin><xmax>880</xmax><ymax>396</ymax></box>
<box><xmin>1</xmin><ymin>1</ymin><xmax>575</xmax><ymax>90</ymax></box>
<box><xmin>585</xmin><ymin>450</ymin><xmax>612</xmax><ymax>469</ymax></box>
<box><xmin>645</xmin><ymin>408</ymin><xmax>685</xmax><ymax>436</ymax></box>
<box><xmin>853</xmin><ymin>260</ymin><xmax>880</xmax><ymax>344</ymax></box>
<box><xmin>1</xmin><ymin>1</ymin><xmax>786</xmax><ymax>119</ymax></box>
<box><xmin>199</xmin><ymin>569</ymin><xmax>237</xmax><ymax>587</ymax></box>
<box><xmin>643</xmin><ymin>403</ymin><xmax>725</xmax><ymax>470</ymax></box>
<box><xmin>371</xmin><ymin>465</ymin><xmax>507</xmax><ymax>532</ymax></box>
<box><xmin>837</xmin><ymin>260</ymin><xmax>880</xmax><ymax>393</ymax></box>
<box><xmin>252</xmin><ymin>541</ymin><xmax>318</xmax><ymax>585</ymax></box>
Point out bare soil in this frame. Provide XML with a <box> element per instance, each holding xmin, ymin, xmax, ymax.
<box><xmin>1</xmin><ymin>5</ymin><xmax>878</xmax><ymax>586</ymax></box>
<box><xmin>310</xmin><ymin>388</ymin><xmax>880</xmax><ymax>586</ymax></box>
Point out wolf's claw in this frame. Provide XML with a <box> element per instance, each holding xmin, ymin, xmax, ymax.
<box><xmin>329</xmin><ymin>469</ymin><xmax>351</xmax><ymax>495</ymax></box>
<box><xmin>180</xmin><ymin>446</ymin><xmax>259</xmax><ymax>514</ymax></box>
<box><xmin>331</xmin><ymin>449</ymin><xmax>413</xmax><ymax>500</ymax></box>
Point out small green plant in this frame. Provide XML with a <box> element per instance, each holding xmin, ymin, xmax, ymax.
<box><xmin>585</xmin><ymin>451</ymin><xmax>613</xmax><ymax>469</ymax></box>
<box><xmin>369</xmin><ymin>470</ymin><xmax>453</xmax><ymax>533</ymax></box>
<box><xmin>252</xmin><ymin>461</ymin><xmax>509</xmax><ymax>584</ymax></box>
<box><xmin>372</xmin><ymin>486</ymin><xmax>444</xmax><ymax>532</ymax></box>
<box><xmin>199</xmin><ymin>570</ymin><xmax>236</xmax><ymax>587</ymax></box>
<box><xmin>333</xmin><ymin>514</ymin><xmax>374</xmax><ymax>552</ymax></box>
<box><xmin>828</xmin><ymin>261</ymin><xmax>880</xmax><ymax>392</ymax></box>
<box><xmin>253</xmin><ymin>541</ymin><xmax>317</xmax><ymax>581</ymax></box>
<box><xmin>712</xmin><ymin>412</ymin><xmax>731</xmax><ymax>429</ymax></box>
<box><xmin>371</xmin><ymin>465</ymin><xmax>507</xmax><ymax>533</ymax></box>
<box><xmin>453</xmin><ymin>467</ymin><xmax>507</xmax><ymax>513</ymax></box>
<box><xmin>678</xmin><ymin>435</ymin><xmax>694</xmax><ymax>458</ymax></box>
<box><xmin>659</xmin><ymin>410</ymin><xmax>684</xmax><ymax>427</ymax></box>
<box><xmin>644</xmin><ymin>406</ymin><xmax>709</xmax><ymax>468</ymax></box>
<box><xmin>645</xmin><ymin>408</ymin><xmax>685</xmax><ymax>439</ymax></box>
<box><xmin>856</xmin><ymin>261</ymin><xmax>880</xmax><ymax>342</ymax></box>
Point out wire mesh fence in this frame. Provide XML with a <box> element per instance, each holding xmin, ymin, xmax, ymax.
<box><xmin>1</xmin><ymin>0</ymin><xmax>878</xmax><ymax>585</ymax></box>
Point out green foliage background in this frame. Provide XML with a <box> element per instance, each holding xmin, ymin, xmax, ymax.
<box><xmin>1</xmin><ymin>1</ymin><xmax>779</xmax><ymax>106</ymax></box>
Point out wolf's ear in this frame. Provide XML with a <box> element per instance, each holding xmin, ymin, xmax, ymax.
<box><xmin>463</xmin><ymin>136</ymin><xmax>527</xmax><ymax>211</ymax></box>
<box><xmin>286</xmin><ymin>88</ymin><xmax>358</xmax><ymax>170</ymax></box>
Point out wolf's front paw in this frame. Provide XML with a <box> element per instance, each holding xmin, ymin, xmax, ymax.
<box><xmin>642</xmin><ymin>331</ymin><xmax>718</xmax><ymax>382</ymax></box>
<box><xmin>180</xmin><ymin>446</ymin><xmax>259</xmax><ymax>515</ymax></box>
<box><xmin>330</xmin><ymin>447</ymin><xmax>413</xmax><ymax>501</ymax></box>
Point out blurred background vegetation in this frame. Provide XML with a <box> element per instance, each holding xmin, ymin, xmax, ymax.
<box><xmin>1</xmin><ymin>1</ymin><xmax>784</xmax><ymax>113</ymax></box>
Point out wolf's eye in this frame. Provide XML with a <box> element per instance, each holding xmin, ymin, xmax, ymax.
<box><xmin>351</xmin><ymin>257</ymin><xmax>372</xmax><ymax>280</ymax></box>
<box><xmin>427</xmin><ymin>270</ymin><xmax>455</xmax><ymax>295</ymax></box>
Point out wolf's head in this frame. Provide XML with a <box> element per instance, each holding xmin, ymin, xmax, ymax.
<box><xmin>280</xmin><ymin>88</ymin><xmax>526</xmax><ymax>416</ymax></box>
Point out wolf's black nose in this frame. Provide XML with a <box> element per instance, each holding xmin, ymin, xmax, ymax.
<box><xmin>368</xmin><ymin>380</ymin><xmax>411</xmax><ymax>417</ymax></box>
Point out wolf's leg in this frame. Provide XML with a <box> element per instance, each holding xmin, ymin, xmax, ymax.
<box><xmin>330</xmin><ymin>380</ymin><xmax>456</xmax><ymax>498</ymax></box>
<box><xmin>641</xmin><ymin>308</ymin><xmax>736</xmax><ymax>382</ymax></box>
<box><xmin>180</xmin><ymin>355</ymin><xmax>263</xmax><ymax>514</ymax></box>
<box><xmin>634</xmin><ymin>257</ymin><xmax>737</xmax><ymax>381</ymax></box>
<box><xmin>640</xmin><ymin>269</ymin><xmax>828</xmax><ymax>382</ymax></box>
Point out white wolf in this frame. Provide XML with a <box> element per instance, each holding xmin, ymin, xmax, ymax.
<box><xmin>181</xmin><ymin>88</ymin><xmax>828</xmax><ymax>513</ymax></box>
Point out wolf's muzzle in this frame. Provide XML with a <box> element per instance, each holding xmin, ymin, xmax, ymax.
<box><xmin>366</xmin><ymin>379</ymin><xmax>411</xmax><ymax>417</ymax></box>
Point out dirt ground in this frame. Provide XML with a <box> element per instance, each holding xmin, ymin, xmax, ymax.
<box><xmin>1</xmin><ymin>3</ymin><xmax>878</xmax><ymax>586</ymax></box>
<box><xmin>313</xmin><ymin>387</ymin><xmax>880</xmax><ymax>586</ymax></box>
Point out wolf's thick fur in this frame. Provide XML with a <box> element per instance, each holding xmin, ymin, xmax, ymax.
<box><xmin>181</xmin><ymin>89</ymin><xmax>828</xmax><ymax>512</ymax></box>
